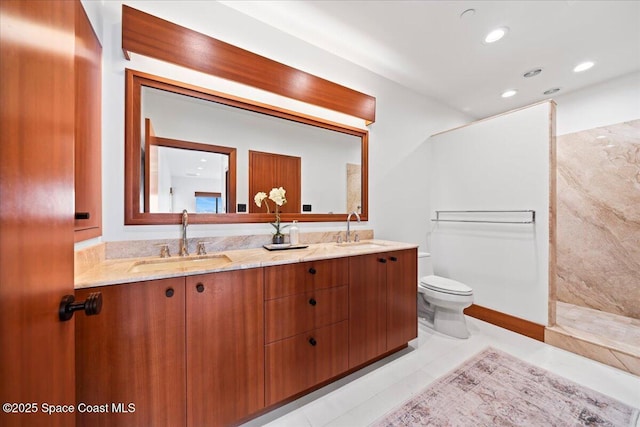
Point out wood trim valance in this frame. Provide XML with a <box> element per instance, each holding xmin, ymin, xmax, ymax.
<box><xmin>122</xmin><ymin>5</ymin><xmax>376</xmax><ymax>123</ymax></box>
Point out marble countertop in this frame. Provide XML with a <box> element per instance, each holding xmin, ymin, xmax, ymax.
<box><xmin>75</xmin><ymin>240</ymin><xmax>418</xmax><ymax>289</ymax></box>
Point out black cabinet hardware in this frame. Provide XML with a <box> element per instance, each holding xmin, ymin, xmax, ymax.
<box><xmin>308</xmin><ymin>337</ymin><xmax>317</xmax><ymax>346</ymax></box>
<box><xmin>308</xmin><ymin>267</ymin><xmax>317</xmax><ymax>275</ymax></box>
<box><xmin>166</xmin><ymin>287</ymin><xmax>174</xmax><ymax>298</ymax></box>
<box><xmin>196</xmin><ymin>283</ymin><xmax>205</xmax><ymax>293</ymax></box>
<box><xmin>59</xmin><ymin>292</ymin><xmax>102</xmax><ymax>321</ymax></box>
<box><xmin>378</xmin><ymin>258</ymin><xmax>387</xmax><ymax>263</ymax></box>
<box><xmin>308</xmin><ymin>298</ymin><xmax>317</xmax><ymax>306</ymax></box>
<box><xmin>389</xmin><ymin>256</ymin><xmax>398</xmax><ymax>262</ymax></box>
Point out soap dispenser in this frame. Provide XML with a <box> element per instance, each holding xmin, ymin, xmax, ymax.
<box><xmin>289</xmin><ymin>220</ymin><xmax>300</xmax><ymax>245</ymax></box>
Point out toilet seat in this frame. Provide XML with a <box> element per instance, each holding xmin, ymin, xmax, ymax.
<box><xmin>419</xmin><ymin>275</ymin><xmax>472</xmax><ymax>296</ymax></box>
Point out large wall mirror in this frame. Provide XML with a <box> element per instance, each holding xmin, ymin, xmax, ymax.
<box><xmin>125</xmin><ymin>69</ymin><xmax>369</xmax><ymax>225</ymax></box>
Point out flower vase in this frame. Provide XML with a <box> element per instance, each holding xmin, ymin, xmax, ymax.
<box><xmin>272</xmin><ymin>234</ymin><xmax>285</xmax><ymax>244</ymax></box>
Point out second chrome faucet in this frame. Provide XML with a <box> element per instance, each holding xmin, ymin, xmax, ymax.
<box><xmin>180</xmin><ymin>209</ymin><xmax>189</xmax><ymax>256</ymax></box>
<box><xmin>346</xmin><ymin>211</ymin><xmax>360</xmax><ymax>243</ymax></box>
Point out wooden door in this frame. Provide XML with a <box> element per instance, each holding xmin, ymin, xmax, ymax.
<box><xmin>348</xmin><ymin>253</ymin><xmax>388</xmax><ymax>368</ymax></box>
<box><xmin>248</xmin><ymin>150</ymin><xmax>301</xmax><ymax>213</ymax></box>
<box><xmin>75</xmin><ymin>278</ymin><xmax>187</xmax><ymax>427</ymax></box>
<box><xmin>186</xmin><ymin>269</ymin><xmax>265</xmax><ymax>427</ymax></box>
<box><xmin>386</xmin><ymin>249</ymin><xmax>418</xmax><ymax>350</ymax></box>
<box><xmin>0</xmin><ymin>1</ymin><xmax>77</xmax><ymax>426</ymax></box>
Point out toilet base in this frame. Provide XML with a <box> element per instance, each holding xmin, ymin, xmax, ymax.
<box><xmin>417</xmin><ymin>291</ymin><xmax>471</xmax><ymax>339</ymax></box>
<box><xmin>433</xmin><ymin>307</ymin><xmax>469</xmax><ymax>339</ymax></box>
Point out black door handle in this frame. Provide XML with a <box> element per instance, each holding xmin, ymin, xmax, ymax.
<box><xmin>308</xmin><ymin>337</ymin><xmax>317</xmax><ymax>346</ymax></box>
<box><xmin>309</xmin><ymin>298</ymin><xmax>317</xmax><ymax>306</ymax></box>
<box><xmin>59</xmin><ymin>292</ymin><xmax>102</xmax><ymax>321</ymax></box>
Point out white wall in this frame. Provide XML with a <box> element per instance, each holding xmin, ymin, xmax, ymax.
<box><xmin>554</xmin><ymin>71</ymin><xmax>640</xmax><ymax>136</ymax></box>
<box><xmin>428</xmin><ymin>102</ymin><xmax>553</xmax><ymax>325</ymax></box>
<box><xmin>96</xmin><ymin>1</ymin><xmax>471</xmax><ymax>243</ymax></box>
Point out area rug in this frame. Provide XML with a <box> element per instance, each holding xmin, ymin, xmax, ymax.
<box><xmin>372</xmin><ymin>347</ymin><xmax>639</xmax><ymax>426</ymax></box>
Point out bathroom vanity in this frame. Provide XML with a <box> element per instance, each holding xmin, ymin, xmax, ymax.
<box><xmin>74</xmin><ymin>241</ymin><xmax>417</xmax><ymax>426</ymax></box>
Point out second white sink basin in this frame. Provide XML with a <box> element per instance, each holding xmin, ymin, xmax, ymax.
<box><xmin>335</xmin><ymin>241</ymin><xmax>386</xmax><ymax>250</ymax></box>
<box><xmin>128</xmin><ymin>254</ymin><xmax>232</xmax><ymax>273</ymax></box>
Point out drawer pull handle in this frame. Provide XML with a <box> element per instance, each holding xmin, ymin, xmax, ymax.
<box><xmin>309</xmin><ymin>298</ymin><xmax>317</xmax><ymax>306</ymax></box>
<box><xmin>308</xmin><ymin>267</ymin><xmax>317</xmax><ymax>275</ymax></box>
<box><xmin>389</xmin><ymin>256</ymin><xmax>398</xmax><ymax>262</ymax></box>
<box><xmin>308</xmin><ymin>337</ymin><xmax>317</xmax><ymax>346</ymax></box>
<box><xmin>166</xmin><ymin>287</ymin><xmax>174</xmax><ymax>298</ymax></box>
<box><xmin>378</xmin><ymin>258</ymin><xmax>387</xmax><ymax>263</ymax></box>
<box><xmin>196</xmin><ymin>283</ymin><xmax>205</xmax><ymax>293</ymax></box>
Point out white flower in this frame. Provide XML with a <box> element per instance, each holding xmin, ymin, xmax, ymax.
<box><xmin>254</xmin><ymin>191</ymin><xmax>267</xmax><ymax>207</ymax></box>
<box><xmin>269</xmin><ymin>187</ymin><xmax>287</xmax><ymax>206</ymax></box>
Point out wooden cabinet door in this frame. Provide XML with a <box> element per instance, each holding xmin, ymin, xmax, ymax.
<box><xmin>74</xmin><ymin>1</ymin><xmax>102</xmax><ymax>241</ymax></box>
<box><xmin>265</xmin><ymin>320</ymin><xmax>348</xmax><ymax>405</ymax></box>
<box><xmin>348</xmin><ymin>253</ymin><xmax>388</xmax><ymax>368</ymax></box>
<box><xmin>386</xmin><ymin>248</ymin><xmax>418</xmax><ymax>350</ymax></box>
<box><xmin>75</xmin><ymin>278</ymin><xmax>187</xmax><ymax>427</ymax></box>
<box><xmin>186</xmin><ymin>269</ymin><xmax>264</xmax><ymax>427</ymax></box>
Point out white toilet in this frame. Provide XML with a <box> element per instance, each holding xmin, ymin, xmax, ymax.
<box><xmin>417</xmin><ymin>252</ymin><xmax>474</xmax><ymax>339</ymax></box>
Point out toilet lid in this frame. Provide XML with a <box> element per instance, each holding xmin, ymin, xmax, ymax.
<box><xmin>419</xmin><ymin>275</ymin><xmax>472</xmax><ymax>296</ymax></box>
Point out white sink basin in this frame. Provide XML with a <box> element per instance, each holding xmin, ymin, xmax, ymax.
<box><xmin>128</xmin><ymin>254</ymin><xmax>232</xmax><ymax>273</ymax></box>
<box><xmin>335</xmin><ymin>241</ymin><xmax>386</xmax><ymax>250</ymax></box>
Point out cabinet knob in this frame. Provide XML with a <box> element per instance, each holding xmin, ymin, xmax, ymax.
<box><xmin>166</xmin><ymin>287</ymin><xmax>174</xmax><ymax>298</ymax></box>
<box><xmin>378</xmin><ymin>258</ymin><xmax>387</xmax><ymax>263</ymax></box>
<box><xmin>196</xmin><ymin>283</ymin><xmax>205</xmax><ymax>293</ymax></box>
<box><xmin>308</xmin><ymin>267</ymin><xmax>317</xmax><ymax>275</ymax></box>
<box><xmin>389</xmin><ymin>256</ymin><xmax>398</xmax><ymax>262</ymax></box>
<box><xmin>308</xmin><ymin>337</ymin><xmax>317</xmax><ymax>346</ymax></box>
<box><xmin>59</xmin><ymin>292</ymin><xmax>102</xmax><ymax>321</ymax></box>
<box><xmin>308</xmin><ymin>298</ymin><xmax>317</xmax><ymax>306</ymax></box>
<box><xmin>74</xmin><ymin>212</ymin><xmax>90</xmax><ymax>220</ymax></box>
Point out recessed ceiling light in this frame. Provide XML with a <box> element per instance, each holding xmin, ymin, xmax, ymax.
<box><xmin>573</xmin><ymin>61</ymin><xmax>595</xmax><ymax>72</ymax></box>
<box><xmin>501</xmin><ymin>89</ymin><xmax>517</xmax><ymax>98</ymax></box>
<box><xmin>484</xmin><ymin>27</ymin><xmax>509</xmax><ymax>44</ymax></box>
<box><xmin>523</xmin><ymin>68</ymin><xmax>542</xmax><ymax>78</ymax></box>
<box><xmin>460</xmin><ymin>9</ymin><xmax>475</xmax><ymax>20</ymax></box>
<box><xmin>543</xmin><ymin>88</ymin><xmax>561</xmax><ymax>95</ymax></box>
<box><xmin>200</xmin><ymin>158</ymin><xmax>207</xmax><ymax>162</ymax></box>
<box><xmin>596</xmin><ymin>135</ymin><xmax>607</xmax><ymax>139</ymax></box>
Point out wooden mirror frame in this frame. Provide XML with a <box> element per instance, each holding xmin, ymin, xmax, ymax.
<box><xmin>125</xmin><ymin>69</ymin><xmax>369</xmax><ymax>225</ymax></box>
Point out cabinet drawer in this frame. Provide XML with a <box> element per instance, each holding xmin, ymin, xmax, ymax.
<box><xmin>265</xmin><ymin>320</ymin><xmax>349</xmax><ymax>405</ymax></box>
<box><xmin>265</xmin><ymin>285</ymin><xmax>348</xmax><ymax>343</ymax></box>
<box><xmin>264</xmin><ymin>258</ymin><xmax>349</xmax><ymax>300</ymax></box>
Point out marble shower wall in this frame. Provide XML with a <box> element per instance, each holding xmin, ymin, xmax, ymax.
<box><xmin>556</xmin><ymin>119</ymin><xmax>640</xmax><ymax>319</ymax></box>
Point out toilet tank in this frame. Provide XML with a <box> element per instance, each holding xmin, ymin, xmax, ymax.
<box><xmin>418</xmin><ymin>252</ymin><xmax>434</xmax><ymax>282</ymax></box>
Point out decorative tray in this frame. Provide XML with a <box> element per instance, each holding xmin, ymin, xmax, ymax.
<box><xmin>262</xmin><ymin>243</ymin><xmax>309</xmax><ymax>251</ymax></box>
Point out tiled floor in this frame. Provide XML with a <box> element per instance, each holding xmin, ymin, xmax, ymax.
<box><xmin>242</xmin><ymin>317</ymin><xmax>640</xmax><ymax>427</ymax></box>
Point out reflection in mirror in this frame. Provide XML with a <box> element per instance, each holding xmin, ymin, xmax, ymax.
<box><xmin>126</xmin><ymin>69</ymin><xmax>369</xmax><ymax>225</ymax></box>
<box><xmin>150</xmin><ymin>146</ymin><xmax>229</xmax><ymax>213</ymax></box>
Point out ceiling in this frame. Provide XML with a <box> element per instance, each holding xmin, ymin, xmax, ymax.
<box><xmin>219</xmin><ymin>0</ymin><xmax>640</xmax><ymax>119</ymax></box>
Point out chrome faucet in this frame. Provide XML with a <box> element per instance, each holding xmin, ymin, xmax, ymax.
<box><xmin>346</xmin><ymin>211</ymin><xmax>360</xmax><ymax>243</ymax></box>
<box><xmin>180</xmin><ymin>209</ymin><xmax>189</xmax><ymax>256</ymax></box>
